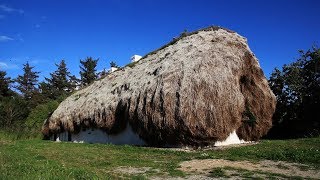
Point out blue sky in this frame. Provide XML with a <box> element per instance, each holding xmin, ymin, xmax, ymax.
<box><xmin>0</xmin><ymin>0</ymin><xmax>319</xmax><ymax>81</ymax></box>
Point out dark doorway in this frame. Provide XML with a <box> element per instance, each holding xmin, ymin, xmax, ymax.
<box><xmin>68</xmin><ymin>132</ymin><xmax>72</xmax><ymax>141</ymax></box>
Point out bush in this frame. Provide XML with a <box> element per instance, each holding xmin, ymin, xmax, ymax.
<box><xmin>25</xmin><ymin>100</ymin><xmax>59</xmax><ymax>138</ymax></box>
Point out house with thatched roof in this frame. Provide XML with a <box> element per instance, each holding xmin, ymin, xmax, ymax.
<box><xmin>42</xmin><ymin>26</ymin><xmax>276</xmax><ymax>147</ymax></box>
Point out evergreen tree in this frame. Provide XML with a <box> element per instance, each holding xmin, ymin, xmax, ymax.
<box><xmin>15</xmin><ymin>62</ymin><xmax>39</xmax><ymax>100</ymax></box>
<box><xmin>69</xmin><ymin>75</ymin><xmax>79</xmax><ymax>91</ymax></box>
<box><xmin>0</xmin><ymin>70</ymin><xmax>12</xmax><ymax>98</ymax></box>
<box><xmin>0</xmin><ymin>96</ymin><xmax>29</xmax><ymax>128</ymax></box>
<box><xmin>45</xmin><ymin>60</ymin><xmax>76</xmax><ymax>98</ymax></box>
<box><xmin>110</xmin><ymin>61</ymin><xmax>118</xmax><ymax>68</ymax></box>
<box><xmin>99</xmin><ymin>68</ymin><xmax>108</xmax><ymax>79</ymax></box>
<box><xmin>39</xmin><ymin>81</ymin><xmax>54</xmax><ymax>100</ymax></box>
<box><xmin>79</xmin><ymin>57</ymin><xmax>98</xmax><ymax>86</ymax></box>
<box><xmin>0</xmin><ymin>70</ymin><xmax>29</xmax><ymax>128</ymax></box>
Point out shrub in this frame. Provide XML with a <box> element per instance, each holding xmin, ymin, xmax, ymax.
<box><xmin>25</xmin><ymin>100</ymin><xmax>59</xmax><ymax>137</ymax></box>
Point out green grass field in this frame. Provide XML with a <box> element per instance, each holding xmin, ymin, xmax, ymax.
<box><xmin>0</xmin><ymin>131</ymin><xmax>319</xmax><ymax>179</ymax></box>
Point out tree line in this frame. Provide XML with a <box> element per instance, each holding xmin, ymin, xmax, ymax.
<box><xmin>0</xmin><ymin>57</ymin><xmax>116</xmax><ymax>137</ymax></box>
<box><xmin>267</xmin><ymin>46</ymin><xmax>320</xmax><ymax>138</ymax></box>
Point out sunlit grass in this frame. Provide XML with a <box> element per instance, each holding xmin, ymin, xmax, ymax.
<box><xmin>0</xmin><ymin>134</ymin><xmax>319</xmax><ymax>179</ymax></box>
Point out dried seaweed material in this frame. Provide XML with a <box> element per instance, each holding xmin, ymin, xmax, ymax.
<box><xmin>42</xmin><ymin>26</ymin><xmax>276</xmax><ymax>146</ymax></box>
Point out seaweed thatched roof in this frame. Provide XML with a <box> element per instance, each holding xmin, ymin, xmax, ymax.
<box><xmin>42</xmin><ymin>26</ymin><xmax>276</xmax><ymax>146</ymax></box>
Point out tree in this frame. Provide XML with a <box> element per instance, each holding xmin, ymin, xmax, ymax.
<box><xmin>268</xmin><ymin>46</ymin><xmax>320</xmax><ymax>138</ymax></box>
<box><xmin>110</xmin><ymin>61</ymin><xmax>119</xmax><ymax>68</ymax></box>
<box><xmin>15</xmin><ymin>62</ymin><xmax>39</xmax><ymax>100</ymax></box>
<box><xmin>38</xmin><ymin>81</ymin><xmax>52</xmax><ymax>99</ymax></box>
<box><xmin>45</xmin><ymin>60</ymin><xmax>76</xmax><ymax>98</ymax></box>
<box><xmin>0</xmin><ymin>96</ymin><xmax>29</xmax><ymax>128</ymax></box>
<box><xmin>79</xmin><ymin>57</ymin><xmax>98</xmax><ymax>86</ymax></box>
<box><xmin>0</xmin><ymin>69</ymin><xmax>29</xmax><ymax>129</ymax></box>
<box><xmin>0</xmin><ymin>70</ymin><xmax>13</xmax><ymax>98</ymax></box>
<box><xmin>98</xmin><ymin>68</ymin><xmax>108</xmax><ymax>79</ymax></box>
<box><xmin>69</xmin><ymin>75</ymin><xmax>79</xmax><ymax>91</ymax></box>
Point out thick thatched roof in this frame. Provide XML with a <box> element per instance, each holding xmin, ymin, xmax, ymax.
<box><xmin>42</xmin><ymin>26</ymin><xmax>276</xmax><ymax>146</ymax></box>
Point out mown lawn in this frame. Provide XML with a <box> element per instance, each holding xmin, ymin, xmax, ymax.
<box><xmin>0</xmin><ymin>132</ymin><xmax>319</xmax><ymax>179</ymax></box>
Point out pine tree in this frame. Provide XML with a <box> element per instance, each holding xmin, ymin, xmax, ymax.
<box><xmin>0</xmin><ymin>70</ymin><xmax>12</xmax><ymax>98</ymax></box>
<box><xmin>110</xmin><ymin>61</ymin><xmax>118</xmax><ymax>68</ymax></box>
<box><xmin>39</xmin><ymin>81</ymin><xmax>54</xmax><ymax>100</ymax></box>
<box><xmin>45</xmin><ymin>60</ymin><xmax>76</xmax><ymax>98</ymax></box>
<box><xmin>0</xmin><ymin>96</ymin><xmax>29</xmax><ymax>128</ymax></box>
<box><xmin>0</xmin><ymin>70</ymin><xmax>28</xmax><ymax>128</ymax></box>
<box><xmin>15</xmin><ymin>62</ymin><xmax>39</xmax><ymax>100</ymax></box>
<box><xmin>79</xmin><ymin>57</ymin><xmax>98</xmax><ymax>86</ymax></box>
<box><xmin>99</xmin><ymin>68</ymin><xmax>108</xmax><ymax>79</ymax></box>
<box><xmin>69</xmin><ymin>75</ymin><xmax>79</xmax><ymax>91</ymax></box>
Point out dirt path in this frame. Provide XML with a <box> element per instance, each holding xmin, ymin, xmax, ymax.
<box><xmin>179</xmin><ymin>159</ymin><xmax>320</xmax><ymax>179</ymax></box>
<box><xmin>111</xmin><ymin>159</ymin><xmax>319</xmax><ymax>179</ymax></box>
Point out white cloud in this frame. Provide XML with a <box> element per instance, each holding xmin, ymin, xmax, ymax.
<box><xmin>0</xmin><ymin>35</ymin><xmax>14</xmax><ymax>42</ymax></box>
<box><xmin>0</xmin><ymin>62</ymin><xmax>19</xmax><ymax>70</ymax></box>
<box><xmin>0</xmin><ymin>62</ymin><xmax>8</xmax><ymax>68</ymax></box>
<box><xmin>0</xmin><ymin>4</ymin><xmax>24</xmax><ymax>14</ymax></box>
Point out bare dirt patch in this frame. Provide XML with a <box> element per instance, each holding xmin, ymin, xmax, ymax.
<box><xmin>179</xmin><ymin>159</ymin><xmax>320</xmax><ymax>179</ymax></box>
<box><xmin>113</xmin><ymin>166</ymin><xmax>153</xmax><ymax>175</ymax></box>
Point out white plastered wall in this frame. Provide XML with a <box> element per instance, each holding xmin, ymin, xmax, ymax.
<box><xmin>53</xmin><ymin>127</ymin><xmax>247</xmax><ymax>147</ymax></box>
<box><xmin>53</xmin><ymin>123</ymin><xmax>145</xmax><ymax>145</ymax></box>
